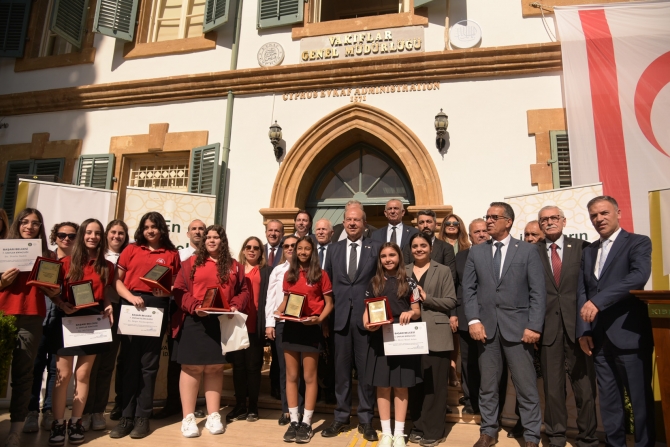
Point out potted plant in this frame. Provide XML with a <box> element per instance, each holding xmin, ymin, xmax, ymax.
<box><xmin>0</xmin><ymin>311</ymin><xmax>17</xmax><ymax>398</ymax></box>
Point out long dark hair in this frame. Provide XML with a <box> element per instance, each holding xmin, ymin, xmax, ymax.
<box><xmin>0</xmin><ymin>208</ymin><xmax>8</xmax><ymax>239</ymax></box>
<box><xmin>237</xmin><ymin>236</ymin><xmax>267</xmax><ymax>269</ymax></box>
<box><xmin>285</xmin><ymin>236</ymin><xmax>322</xmax><ymax>285</ymax></box>
<box><xmin>8</xmin><ymin>208</ymin><xmax>50</xmax><ymax>256</ymax></box>
<box><xmin>371</xmin><ymin>242</ymin><xmax>409</xmax><ymax>299</ymax></box>
<box><xmin>133</xmin><ymin>212</ymin><xmax>176</xmax><ymax>250</ymax></box>
<box><xmin>67</xmin><ymin>219</ymin><xmax>110</xmax><ymax>285</ymax></box>
<box><xmin>105</xmin><ymin>219</ymin><xmax>129</xmax><ymax>253</ymax></box>
<box><xmin>191</xmin><ymin>225</ymin><xmax>233</xmax><ymax>283</ymax></box>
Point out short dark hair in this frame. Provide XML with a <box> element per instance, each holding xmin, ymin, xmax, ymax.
<box><xmin>416</xmin><ymin>210</ymin><xmax>437</xmax><ymax>220</ymax></box>
<box><xmin>295</xmin><ymin>209</ymin><xmax>312</xmax><ymax>224</ymax></box>
<box><xmin>587</xmin><ymin>195</ymin><xmax>619</xmax><ymax>211</ymax></box>
<box><xmin>409</xmin><ymin>232</ymin><xmax>433</xmax><ymax>249</ymax></box>
<box><xmin>489</xmin><ymin>202</ymin><xmax>515</xmax><ymax>223</ymax></box>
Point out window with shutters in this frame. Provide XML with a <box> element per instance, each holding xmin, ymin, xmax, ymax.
<box><xmin>1</xmin><ymin>158</ymin><xmax>65</xmax><ymax>221</ymax></box>
<box><xmin>311</xmin><ymin>0</ymin><xmax>406</xmax><ymax>23</ymax></box>
<box><xmin>549</xmin><ymin>130</ymin><xmax>572</xmax><ymax>189</ymax></box>
<box><xmin>147</xmin><ymin>0</ymin><xmax>205</xmax><ymax>42</ymax></box>
<box><xmin>75</xmin><ymin>154</ymin><xmax>115</xmax><ymax>189</ymax></box>
<box><xmin>188</xmin><ymin>143</ymin><xmax>220</xmax><ymax>195</ymax></box>
<box><xmin>129</xmin><ymin>158</ymin><xmax>190</xmax><ymax>191</ymax></box>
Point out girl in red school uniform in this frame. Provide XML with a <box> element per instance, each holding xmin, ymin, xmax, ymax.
<box><xmin>276</xmin><ymin>236</ymin><xmax>333</xmax><ymax>443</ymax></box>
<box><xmin>0</xmin><ymin>208</ymin><xmax>58</xmax><ymax>447</ymax></box>
<box><xmin>110</xmin><ymin>212</ymin><xmax>180</xmax><ymax>440</ymax></box>
<box><xmin>46</xmin><ymin>219</ymin><xmax>114</xmax><ymax>446</ymax></box>
<box><xmin>171</xmin><ymin>224</ymin><xmax>249</xmax><ymax>438</ymax></box>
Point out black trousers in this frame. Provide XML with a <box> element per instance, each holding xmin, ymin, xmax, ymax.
<box><xmin>270</xmin><ymin>340</ymin><xmax>280</xmax><ymax>393</ymax></box>
<box><xmin>120</xmin><ymin>294</ymin><xmax>168</xmax><ymax>418</ymax></box>
<box><xmin>164</xmin><ymin>304</ymin><xmax>181</xmax><ymax>407</ymax></box>
<box><xmin>409</xmin><ymin>351</ymin><xmax>449</xmax><ymax>440</ymax></box>
<box><xmin>84</xmin><ymin>302</ymin><xmax>122</xmax><ymax>414</ymax></box>
<box><xmin>229</xmin><ymin>333</ymin><xmax>265</xmax><ymax>407</ymax></box>
<box><xmin>540</xmin><ymin>322</ymin><xmax>598</xmax><ymax>447</ymax></box>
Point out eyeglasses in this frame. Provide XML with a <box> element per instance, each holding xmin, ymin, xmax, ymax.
<box><xmin>484</xmin><ymin>215</ymin><xmax>509</xmax><ymax>222</ymax></box>
<box><xmin>443</xmin><ymin>221</ymin><xmax>459</xmax><ymax>227</ymax></box>
<box><xmin>539</xmin><ymin>215</ymin><xmax>562</xmax><ymax>225</ymax></box>
<box><xmin>57</xmin><ymin>233</ymin><xmax>77</xmax><ymax>241</ymax></box>
<box><xmin>282</xmin><ymin>243</ymin><xmax>296</xmax><ymax>249</ymax></box>
<box><xmin>20</xmin><ymin>220</ymin><xmax>42</xmax><ymax>228</ymax></box>
<box><xmin>245</xmin><ymin>245</ymin><xmax>261</xmax><ymax>251</ymax></box>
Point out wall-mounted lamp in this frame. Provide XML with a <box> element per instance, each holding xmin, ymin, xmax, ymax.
<box><xmin>269</xmin><ymin>120</ymin><xmax>283</xmax><ymax>160</ymax></box>
<box><xmin>434</xmin><ymin>109</ymin><xmax>449</xmax><ymax>151</ymax></box>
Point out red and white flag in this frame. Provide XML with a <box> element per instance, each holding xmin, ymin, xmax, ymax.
<box><xmin>555</xmin><ymin>2</ymin><xmax>670</xmax><ymax>235</ymax></box>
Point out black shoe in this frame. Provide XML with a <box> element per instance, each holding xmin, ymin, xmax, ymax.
<box><xmin>408</xmin><ymin>429</ymin><xmax>423</xmax><ymax>444</ymax></box>
<box><xmin>321</xmin><ymin>420</ymin><xmax>350</xmax><ymax>437</ymax></box>
<box><xmin>129</xmin><ymin>417</ymin><xmax>150</xmax><ymax>439</ymax></box>
<box><xmin>152</xmin><ymin>404</ymin><xmax>181</xmax><ymax>420</ymax></box>
<box><xmin>284</xmin><ymin>421</ymin><xmax>300</xmax><ymax>442</ymax></box>
<box><xmin>247</xmin><ymin>408</ymin><xmax>259</xmax><ymax>422</ymax></box>
<box><xmin>358</xmin><ymin>423</ymin><xmax>379</xmax><ymax>441</ymax></box>
<box><xmin>279</xmin><ymin>413</ymin><xmax>291</xmax><ymax>426</ymax></box>
<box><xmin>507</xmin><ymin>421</ymin><xmax>524</xmax><ymax>439</ymax></box>
<box><xmin>67</xmin><ymin>419</ymin><xmax>85</xmax><ymax>445</ymax></box>
<box><xmin>226</xmin><ymin>405</ymin><xmax>248</xmax><ymax>423</ymax></box>
<box><xmin>48</xmin><ymin>420</ymin><xmax>67</xmax><ymax>446</ymax></box>
<box><xmin>193</xmin><ymin>409</ymin><xmax>206</xmax><ymax>418</ymax></box>
<box><xmin>109</xmin><ymin>417</ymin><xmax>134</xmax><ymax>439</ymax></box>
<box><xmin>458</xmin><ymin>396</ymin><xmax>467</xmax><ymax>406</ymax></box>
<box><xmin>463</xmin><ymin>405</ymin><xmax>477</xmax><ymax>415</ymax></box>
<box><xmin>296</xmin><ymin>422</ymin><xmax>313</xmax><ymax>443</ymax></box>
<box><xmin>109</xmin><ymin>404</ymin><xmax>122</xmax><ymax>421</ymax></box>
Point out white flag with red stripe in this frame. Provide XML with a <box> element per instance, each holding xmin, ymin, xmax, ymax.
<box><xmin>555</xmin><ymin>2</ymin><xmax>670</xmax><ymax>235</ymax></box>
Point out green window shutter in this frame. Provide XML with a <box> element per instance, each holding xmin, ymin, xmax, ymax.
<box><xmin>257</xmin><ymin>0</ymin><xmax>303</xmax><ymax>29</ymax></box>
<box><xmin>549</xmin><ymin>130</ymin><xmax>572</xmax><ymax>189</ymax></box>
<box><xmin>0</xmin><ymin>0</ymin><xmax>32</xmax><ymax>57</ymax></box>
<box><xmin>203</xmin><ymin>0</ymin><xmax>230</xmax><ymax>32</ymax></box>
<box><xmin>93</xmin><ymin>0</ymin><xmax>139</xmax><ymax>42</ymax></box>
<box><xmin>50</xmin><ymin>0</ymin><xmax>90</xmax><ymax>48</ymax></box>
<box><xmin>189</xmin><ymin>143</ymin><xmax>220</xmax><ymax>195</ymax></box>
<box><xmin>414</xmin><ymin>0</ymin><xmax>436</xmax><ymax>7</ymax></box>
<box><xmin>75</xmin><ymin>154</ymin><xmax>114</xmax><ymax>189</ymax></box>
<box><xmin>34</xmin><ymin>158</ymin><xmax>65</xmax><ymax>178</ymax></box>
<box><xmin>1</xmin><ymin>159</ymin><xmax>33</xmax><ymax>221</ymax></box>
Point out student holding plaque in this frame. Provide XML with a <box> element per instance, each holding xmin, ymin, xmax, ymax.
<box><xmin>110</xmin><ymin>212</ymin><xmax>180</xmax><ymax>440</ymax></box>
<box><xmin>362</xmin><ymin>243</ymin><xmax>421</xmax><ymax>447</ymax></box>
<box><xmin>171</xmin><ymin>225</ymin><xmax>249</xmax><ymax>438</ymax></box>
<box><xmin>0</xmin><ymin>208</ymin><xmax>57</xmax><ymax>447</ymax></box>
<box><xmin>45</xmin><ymin>219</ymin><xmax>114</xmax><ymax>446</ymax></box>
<box><xmin>275</xmin><ymin>236</ymin><xmax>333</xmax><ymax>443</ymax></box>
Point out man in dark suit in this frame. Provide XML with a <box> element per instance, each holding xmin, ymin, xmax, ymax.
<box><xmin>294</xmin><ymin>209</ymin><xmax>312</xmax><ymax>238</ymax></box>
<box><xmin>265</xmin><ymin>219</ymin><xmax>284</xmax><ymax>268</ymax></box>
<box><xmin>463</xmin><ymin>202</ymin><xmax>545</xmax><ymax>447</ymax></box>
<box><xmin>322</xmin><ymin>207</ymin><xmax>382</xmax><ymax>441</ymax></box>
<box><xmin>403</xmin><ymin>209</ymin><xmax>456</xmax><ymax>279</ymax></box>
<box><xmin>536</xmin><ymin>205</ymin><xmax>597</xmax><ymax>447</ymax></box>
<box><xmin>577</xmin><ymin>196</ymin><xmax>654</xmax><ymax>447</ymax></box>
<box><xmin>372</xmin><ymin>198</ymin><xmax>418</xmax><ymax>250</ymax></box>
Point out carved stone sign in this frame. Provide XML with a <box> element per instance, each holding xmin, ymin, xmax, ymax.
<box><xmin>299</xmin><ymin>26</ymin><xmax>425</xmax><ymax>63</ymax></box>
<box><xmin>258</xmin><ymin>42</ymin><xmax>285</xmax><ymax>67</ymax></box>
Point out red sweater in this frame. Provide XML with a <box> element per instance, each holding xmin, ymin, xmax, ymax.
<box><xmin>171</xmin><ymin>257</ymin><xmax>249</xmax><ymax>338</ymax></box>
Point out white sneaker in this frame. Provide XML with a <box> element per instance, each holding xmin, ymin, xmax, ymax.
<box><xmin>23</xmin><ymin>411</ymin><xmax>39</xmax><ymax>433</ymax></box>
<box><xmin>205</xmin><ymin>412</ymin><xmax>225</xmax><ymax>435</ymax></box>
<box><xmin>393</xmin><ymin>434</ymin><xmax>407</xmax><ymax>447</ymax></box>
<box><xmin>181</xmin><ymin>414</ymin><xmax>200</xmax><ymax>438</ymax></box>
<box><xmin>41</xmin><ymin>410</ymin><xmax>54</xmax><ymax>431</ymax></box>
<box><xmin>80</xmin><ymin>414</ymin><xmax>91</xmax><ymax>432</ymax></box>
<box><xmin>379</xmin><ymin>433</ymin><xmax>394</xmax><ymax>446</ymax></box>
<box><xmin>5</xmin><ymin>432</ymin><xmax>21</xmax><ymax>447</ymax></box>
<box><xmin>91</xmin><ymin>413</ymin><xmax>106</xmax><ymax>431</ymax></box>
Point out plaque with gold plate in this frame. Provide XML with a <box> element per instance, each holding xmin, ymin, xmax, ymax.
<box><xmin>69</xmin><ymin>280</ymin><xmax>99</xmax><ymax>310</ymax></box>
<box><xmin>139</xmin><ymin>264</ymin><xmax>172</xmax><ymax>294</ymax></box>
<box><xmin>26</xmin><ymin>257</ymin><xmax>62</xmax><ymax>289</ymax></box>
<box><xmin>199</xmin><ymin>287</ymin><xmax>231</xmax><ymax>312</ymax></box>
<box><xmin>280</xmin><ymin>292</ymin><xmax>310</xmax><ymax>322</ymax></box>
<box><xmin>365</xmin><ymin>296</ymin><xmax>393</xmax><ymax>327</ymax></box>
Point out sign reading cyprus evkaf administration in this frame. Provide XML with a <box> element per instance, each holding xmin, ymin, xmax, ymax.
<box><xmin>300</xmin><ymin>26</ymin><xmax>424</xmax><ymax>63</ymax></box>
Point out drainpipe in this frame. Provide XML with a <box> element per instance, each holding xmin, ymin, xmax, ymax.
<box><xmin>215</xmin><ymin>0</ymin><xmax>244</xmax><ymax>225</ymax></box>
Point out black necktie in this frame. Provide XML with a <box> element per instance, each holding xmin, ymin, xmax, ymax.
<box><xmin>390</xmin><ymin>226</ymin><xmax>397</xmax><ymax>244</ymax></box>
<box><xmin>493</xmin><ymin>241</ymin><xmax>503</xmax><ymax>282</ymax></box>
<box><xmin>348</xmin><ymin>243</ymin><xmax>358</xmax><ymax>281</ymax></box>
<box><xmin>319</xmin><ymin>246</ymin><xmax>326</xmax><ymax>267</ymax></box>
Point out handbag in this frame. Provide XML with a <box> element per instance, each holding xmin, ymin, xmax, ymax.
<box><xmin>218</xmin><ymin>313</ymin><xmax>250</xmax><ymax>354</ymax></box>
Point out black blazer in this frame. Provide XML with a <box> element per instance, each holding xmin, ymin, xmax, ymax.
<box><xmin>255</xmin><ymin>265</ymin><xmax>273</xmax><ymax>335</ymax></box>
<box><xmin>324</xmin><ymin>237</ymin><xmax>383</xmax><ymax>332</ymax></box>
<box><xmin>372</xmin><ymin>224</ymin><xmax>419</xmax><ymax>249</ymax></box>
<box><xmin>403</xmin><ymin>237</ymin><xmax>456</xmax><ymax>281</ymax></box>
<box><xmin>332</xmin><ymin>223</ymin><xmax>376</xmax><ymax>241</ymax></box>
<box><xmin>265</xmin><ymin>243</ymin><xmax>283</xmax><ymax>268</ymax></box>
<box><xmin>537</xmin><ymin>236</ymin><xmax>589</xmax><ymax>346</ymax></box>
<box><xmin>454</xmin><ymin>248</ymin><xmax>470</xmax><ymax>332</ymax></box>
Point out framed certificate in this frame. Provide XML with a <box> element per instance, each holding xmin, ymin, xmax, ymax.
<box><xmin>69</xmin><ymin>280</ymin><xmax>99</xmax><ymax>310</ymax></box>
<box><xmin>281</xmin><ymin>293</ymin><xmax>309</xmax><ymax>322</ymax></box>
<box><xmin>62</xmin><ymin>315</ymin><xmax>113</xmax><ymax>348</ymax></box>
<box><xmin>26</xmin><ymin>257</ymin><xmax>62</xmax><ymax>289</ymax></box>
<box><xmin>139</xmin><ymin>264</ymin><xmax>172</xmax><ymax>294</ymax></box>
<box><xmin>0</xmin><ymin>239</ymin><xmax>42</xmax><ymax>272</ymax></box>
<box><xmin>365</xmin><ymin>296</ymin><xmax>393</xmax><ymax>327</ymax></box>
<box><xmin>199</xmin><ymin>287</ymin><xmax>230</xmax><ymax>312</ymax></box>
<box><xmin>117</xmin><ymin>305</ymin><xmax>165</xmax><ymax>337</ymax></box>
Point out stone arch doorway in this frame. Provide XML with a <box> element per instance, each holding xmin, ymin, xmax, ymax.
<box><xmin>259</xmin><ymin>103</ymin><xmax>451</xmax><ymax>233</ymax></box>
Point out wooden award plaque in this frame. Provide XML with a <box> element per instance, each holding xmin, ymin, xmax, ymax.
<box><xmin>281</xmin><ymin>293</ymin><xmax>309</xmax><ymax>322</ymax></box>
<box><xmin>26</xmin><ymin>257</ymin><xmax>62</xmax><ymax>289</ymax></box>
<box><xmin>139</xmin><ymin>264</ymin><xmax>172</xmax><ymax>294</ymax></box>
<box><xmin>69</xmin><ymin>280</ymin><xmax>99</xmax><ymax>310</ymax></box>
<box><xmin>365</xmin><ymin>296</ymin><xmax>393</xmax><ymax>327</ymax></box>
<box><xmin>199</xmin><ymin>287</ymin><xmax>230</xmax><ymax>312</ymax></box>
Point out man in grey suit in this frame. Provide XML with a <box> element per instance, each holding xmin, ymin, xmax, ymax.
<box><xmin>402</xmin><ymin>209</ymin><xmax>456</xmax><ymax>280</ymax></box>
<box><xmin>372</xmin><ymin>198</ymin><xmax>418</xmax><ymax>250</ymax></box>
<box><xmin>463</xmin><ymin>202</ymin><xmax>546</xmax><ymax>447</ymax></box>
<box><xmin>536</xmin><ymin>206</ymin><xmax>597</xmax><ymax>447</ymax></box>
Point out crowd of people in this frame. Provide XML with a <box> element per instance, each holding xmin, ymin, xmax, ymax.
<box><xmin>0</xmin><ymin>194</ymin><xmax>656</xmax><ymax>447</ymax></box>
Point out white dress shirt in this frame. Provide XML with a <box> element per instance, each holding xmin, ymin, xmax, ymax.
<box><xmin>469</xmin><ymin>233</ymin><xmax>512</xmax><ymax>326</ymax></box>
<box><xmin>545</xmin><ymin>234</ymin><xmax>565</xmax><ymax>274</ymax></box>
<box><xmin>346</xmin><ymin>238</ymin><xmax>363</xmax><ymax>273</ymax></box>
<box><xmin>265</xmin><ymin>261</ymin><xmax>290</xmax><ymax>328</ymax></box>
<box><xmin>179</xmin><ymin>245</ymin><xmax>195</xmax><ymax>262</ymax></box>
<box><xmin>338</xmin><ymin>230</ymin><xmax>348</xmax><ymax>241</ymax></box>
<box><xmin>386</xmin><ymin>222</ymin><xmax>404</xmax><ymax>243</ymax></box>
<box><xmin>317</xmin><ymin>243</ymin><xmax>330</xmax><ymax>269</ymax></box>
<box><xmin>594</xmin><ymin>227</ymin><xmax>621</xmax><ymax>279</ymax></box>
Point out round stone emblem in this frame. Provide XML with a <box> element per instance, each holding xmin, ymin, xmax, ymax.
<box><xmin>257</xmin><ymin>42</ymin><xmax>285</xmax><ymax>67</ymax></box>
